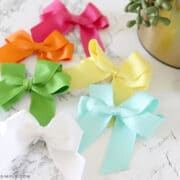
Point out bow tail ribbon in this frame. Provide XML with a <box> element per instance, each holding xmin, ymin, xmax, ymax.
<box><xmin>79</xmin><ymin>2</ymin><xmax>108</xmax><ymax>56</ymax></box>
<box><xmin>78</xmin><ymin>113</ymin><xmax>112</xmax><ymax>153</ymax></box>
<box><xmin>30</xmin><ymin>92</ymin><xmax>55</xmax><ymax>127</ymax></box>
<box><xmin>78</xmin><ymin>85</ymin><xmax>114</xmax><ymax>152</ymax></box>
<box><xmin>78</xmin><ymin>96</ymin><xmax>113</xmax><ymax>153</ymax></box>
<box><xmin>29</xmin><ymin>60</ymin><xmax>70</xmax><ymax>126</ymax></box>
<box><xmin>102</xmin><ymin>120</ymin><xmax>136</xmax><ymax>174</ymax></box>
<box><xmin>102</xmin><ymin>113</ymin><xmax>163</xmax><ymax>174</ymax></box>
<box><xmin>79</xmin><ymin>26</ymin><xmax>105</xmax><ymax>57</ymax></box>
<box><xmin>0</xmin><ymin>85</ymin><xmax>55</xmax><ymax>127</ymax></box>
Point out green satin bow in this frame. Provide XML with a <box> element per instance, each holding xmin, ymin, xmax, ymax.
<box><xmin>0</xmin><ymin>60</ymin><xmax>71</xmax><ymax>126</ymax></box>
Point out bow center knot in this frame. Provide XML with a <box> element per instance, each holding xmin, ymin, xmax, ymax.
<box><xmin>33</xmin><ymin>42</ymin><xmax>44</xmax><ymax>51</ymax></box>
<box><xmin>23</xmin><ymin>79</ymin><xmax>33</xmax><ymax>92</ymax></box>
<box><xmin>86</xmin><ymin>98</ymin><xmax>135</xmax><ymax>118</ymax></box>
<box><xmin>109</xmin><ymin>107</ymin><xmax>122</xmax><ymax>116</ymax></box>
<box><xmin>112</xmin><ymin>70</ymin><xmax>118</xmax><ymax>77</ymax></box>
<box><xmin>87</xmin><ymin>99</ymin><xmax>124</xmax><ymax>116</ymax></box>
<box><xmin>112</xmin><ymin>69</ymin><xmax>125</xmax><ymax>80</ymax></box>
<box><xmin>71</xmin><ymin>15</ymin><xmax>81</xmax><ymax>24</ymax></box>
<box><xmin>71</xmin><ymin>15</ymin><xmax>91</xmax><ymax>26</ymax></box>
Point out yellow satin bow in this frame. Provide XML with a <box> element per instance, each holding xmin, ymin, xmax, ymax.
<box><xmin>65</xmin><ymin>39</ymin><xmax>151</xmax><ymax>105</ymax></box>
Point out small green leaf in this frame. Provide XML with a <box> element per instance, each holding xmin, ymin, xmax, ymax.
<box><xmin>143</xmin><ymin>20</ymin><xmax>151</xmax><ymax>27</ymax></box>
<box><xmin>144</xmin><ymin>6</ymin><xmax>158</xmax><ymax>15</ymax></box>
<box><xmin>159</xmin><ymin>17</ymin><xmax>171</xmax><ymax>25</ymax></box>
<box><xmin>127</xmin><ymin>3</ymin><xmax>140</xmax><ymax>12</ymax></box>
<box><xmin>161</xmin><ymin>1</ymin><xmax>172</xmax><ymax>10</ymax></box>
<box><xmin>127</xmin><ymin>20</ymin><xmax>136</xmax><ymax>27</ymax></box>
<box><xmin>156</xmin><ymin>0</ymin><xmax>164</xmax><ymax>6</ymax></box>
<box><xmin>149</xmin><ymin>16</ymin><xmax>159</xmax><ymax>25</ymax></box>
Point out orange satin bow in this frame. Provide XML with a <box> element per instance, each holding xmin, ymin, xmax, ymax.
<box><xmin>0</xmin><ymin>30</ymin><xmax>74</xmax><ymax>63</ymax></box>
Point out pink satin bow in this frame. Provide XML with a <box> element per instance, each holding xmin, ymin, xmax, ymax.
<box><xmin>31</xmin><ymin>0</ymin><xmax>109</xmax><ymax>56</ymax></box>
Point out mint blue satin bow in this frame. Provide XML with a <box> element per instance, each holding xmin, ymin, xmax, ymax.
<box><xmin>78</xmin><ymin>84</ymin><xmax>164</xmax><ymax>174</ymax></box>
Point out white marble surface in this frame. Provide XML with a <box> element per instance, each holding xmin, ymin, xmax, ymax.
<box><xmin>0</xmin><ymin>0</ymin><xmax>180</xmax><ymax>180</ymax></box>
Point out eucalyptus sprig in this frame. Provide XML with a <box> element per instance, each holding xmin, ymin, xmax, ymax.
<box><xmin>125</xmin><ymin>0</ymin><xmax>173</xmax><ymax>28</ymax></box>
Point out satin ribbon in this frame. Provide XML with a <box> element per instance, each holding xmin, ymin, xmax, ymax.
<box><xmin>31</xmin><ymin>0</ymin><xmax>109</xmax><ymax>56</ymax></box>
<box><xmin>0</xmin><ymin>30</ymin><xmax>73</xmax><ymax>63</ymax></box>
<box><xmin>78</xmin><ymin>84</ymin><xmax>164</xmax><ymax>174</ymax></box>
<box><xmin>65</xmin><ymin>39</ymin><xmax>151</xmax><ymax>105</ymax></box>
<box><xmin>0</xmin><ymin>60</ymin><xmax>70</xmax><ymax>126</ymax></box>
<box><xmin>0</xmin><ymin>110</ymin><xmax>85</xmax><ymax>180</ymax></box>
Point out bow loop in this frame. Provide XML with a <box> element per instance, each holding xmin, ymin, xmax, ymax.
<box><xmin>86</xmin><ymin>97</ymin><xmax>110</xmax><ymax>115</ymax></box>
<box><xmin>31</xmin><ymin>0</ymin><xmax>109</xmax><ymax>56</ymax></box>
<box><xmin>81</xmin><ymin>2</ymin><xmax>109</xmax><ymax>29</ymax></box>
<box><xmin>1</xmin><ymin>63</ymin><xmax>26</xmax><ymax>79</ymax></box>
<box><xmin>89</xmin><ymin>39</ymin><xmax>118</xmax><ymax>73</ymax></box>
<box><xmin>33</xmin><ymin>60</ymin><xmax>60</xmax><ymax>84</ymax></box>
<box><xmin>2</xmin><ymin>77</ymin><xmax>23</xmax><ymax>87</ymax></box>
<box><xmin>6</xmin><ymin>30</ymin><xmax>31</xmax><ymax>44</ymax></box>
<box><xmin>78</xmin><ymin>84</ymin><xmax>163</xmax><ymax>173</ymax></box>
<box><xmin>32</xmin><ymin>42</ymin><xmax>45</xmax><ymax>52</ymax></box>
<box><xmin>0</xmin><ymin>30</ymin><xmax>73</xmax><ymax>63</ymax></box>
<box><xmin>118</xmin><ymin>52</ymin><xmax>151</xmax><ymax>89</ymax></box>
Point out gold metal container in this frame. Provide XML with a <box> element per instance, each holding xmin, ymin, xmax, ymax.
<box><xmin>138</xmin><ymin>0</ymin><xmax>180</xmax><ymax>68</ymax></box>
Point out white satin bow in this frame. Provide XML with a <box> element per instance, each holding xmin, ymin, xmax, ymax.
<box><xmin>0</xmin><ymin>110</ymin><xmax>85</xmax><ymax>180</ymax></box>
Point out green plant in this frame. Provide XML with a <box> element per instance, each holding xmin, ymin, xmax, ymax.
<box><xmin>125</xmin><ymin>0</ymin><xmax>173</xmax><ymax>28</ymax></box>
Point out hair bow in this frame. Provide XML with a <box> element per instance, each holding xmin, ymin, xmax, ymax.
<box><xmin>65</xmin><ymin>39</ymin><xmax>151</xmax><ymax>105</ymax></box>
<box><xmin>0</xmin><ymin>30</ymin><xmax>73</xmax><ymax>63</ymax></box>
<box><xmin>0</xmin><ymin>60</ymin><xmax>70</xmax><ymax>126</ymax></box>
<box><xmin>0</xmin><ymin>110</ymin><xmax>85</xmax><ymax>180</ymax></box>
<box><xmin>78</xmin><ymin>84</ymin><xmax>164</xmax><ymax>174</ymax></box>
<box><xmin>31</xmin><ymin>0</ymin><xmax>109</xmax><ymax>56</ymax></box>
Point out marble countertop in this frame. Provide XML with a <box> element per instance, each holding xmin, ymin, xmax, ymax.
<box><xmin>0</xmin><ymin>0</ymin><xmax>180</xmax><ymax>180</ymax></box>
